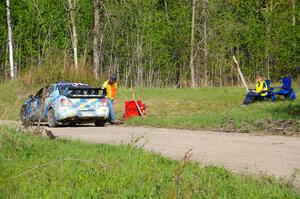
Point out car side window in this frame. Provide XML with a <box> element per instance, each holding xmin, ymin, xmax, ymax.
<box><xmin>45</xmin><ymin>85</ymin><xmax>55</xmax><ymax>97</ymax></box>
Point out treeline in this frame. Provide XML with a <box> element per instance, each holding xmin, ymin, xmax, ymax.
<box><xmin>0</xmin><ymin>0</ymin><xmax>299</xmax><ymax>87</ymax></box>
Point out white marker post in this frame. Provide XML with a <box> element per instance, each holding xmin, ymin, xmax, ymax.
<box><xmin>233</xmin><ymin>55</ymin><xmax>249</xmax><ymax>93</ymax></box>
<box><xmin>132</xmin><ymin>90</ymin><xmax>145</xmax><ymax>117</ymax></box>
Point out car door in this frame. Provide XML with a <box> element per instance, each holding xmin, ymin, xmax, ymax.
<box><xmin>44</xmin><ymin>84</ymin><xmax>58</xmax><ymax>118</ymax></box>
<box><xmin>31</xmin><ymin>88</ymin><xmax>44</xmax><ymax>121</ymax></box>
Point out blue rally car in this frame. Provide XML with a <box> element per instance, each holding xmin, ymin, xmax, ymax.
<box><xmin>20</xmin><ymin>82</ymin><xmax>109</xmax><ymax>127</ymax></box>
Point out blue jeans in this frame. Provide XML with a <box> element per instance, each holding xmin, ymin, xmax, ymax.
<box><xmin>243</xmin><ymin>92</ymin><xmax>265</xmax><ymax>105</ymax></box>
<box><xmin>107</xmin><ymin>98</ymin><xmax>116</xmax><ymax>123</ymax></box>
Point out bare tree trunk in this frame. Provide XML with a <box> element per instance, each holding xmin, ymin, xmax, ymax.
<box><xmin>83</xmin><ymin>44</ymin><xmax>87</xmax><ymax>67</ymax></box>
<box><xmin>292</xmin><ymin>0</ymin><xmax>296</xmax><ymax>27</ymax></box>
<box><xmin>202</xmin><ymin>0</ymin><xmax>208</xmax><ymax>86</ymax></box>
<box><xmin>18</xmin><ymin>40</ymin><xmax>22</xmax><ymax>76</ymax></box>
<box><xmin>5</xmin><ymin>0</ymin><xmax>15</xmax><ymax>79</ymax></box>
<box><xmin>233</xmin><ymin>56</ymin><xmax>249</xmax><ymax>92</ymax></box>
<box><xmin>266</xmin><ymin>0</ymin><xmax>273</xmax><ymax>79</ymax></box>
<box><xmin>291</xmin><ymin>0</ymin><xmax>297</xmax><ymax>67</ymax></box>
<box><xmin>99</xmin><ymin>33</ymin><xmax>104</xmax><ymax>79</ymax></box>
<box><xmin>189</xmin><ymin>0</ymin><xmax>196</xmax><ymax>88</ymax></box>
<box><xmin>164</xmin><ymin>0</ymin><xmax>169</xmax><ymax>19</ymax></box>
<box><xmin>136</xmin><ymin>37</ymin><xmax>143</xmax><ymax>86</ymax></box>
<box><xmin>38</xmin><ymin>32</ymin><xmax>41</xmax><ymax>67</ymax></box>
<box><xmin>67</xmin><ymin>0</ymin><xmax>78</xmax><ymax>70</ymax></box>
<box><xmin>93</xmin><ymin>0</ymin><xmax>100</xmax><ymax>79</ymax></box>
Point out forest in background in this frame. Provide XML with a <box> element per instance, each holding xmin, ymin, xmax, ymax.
<box><xmin>0</xmin><ymin>0</ymin><xmax>299</xmax><ymax>87</ymax></box>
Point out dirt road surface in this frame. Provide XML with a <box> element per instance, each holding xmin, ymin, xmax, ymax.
<box><xmin>50</xmin><ymin>125</ymin><xmax>300</xmax><ymax>185</ymax></box>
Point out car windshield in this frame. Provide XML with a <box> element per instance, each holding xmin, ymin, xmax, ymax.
<box><xmin>58</xmin><ymin>85</ymin><xmax>102</xmax><ymax>97</ymax></box>
<box><xmin>59</xmin><ymin>86</ymin><xmax>88</xmax><ymax>95</ymax></box>
<box><xmin>68</xmin><ymin>88</ymin><xmax>101</xmax><ymax>96</ymax></box>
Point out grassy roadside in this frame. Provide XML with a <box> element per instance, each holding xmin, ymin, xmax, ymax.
<box><xmin>0</xmin><ymin>80</ymin><xmax>299</xmax><ymax>134</ymax></box>
<box><xmin>0</xmin><ymin>126</ymin><xmax>299</xmax><ymax>198</ymax></box>
<box><xmin>118</xmin><ymin>87</ymin><xmax>300</xmax><ymax>135</ymax></box>
<box><xmin>0</xmin><ymin>80</ymin><xmax>38</xmax><ymax>120</ymax></box>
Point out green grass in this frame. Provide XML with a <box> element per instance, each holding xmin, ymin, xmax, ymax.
<box><xmin>116</xmin><ymin>87</ymin><xmax>300</xmax><ymax>134</ymax></box>
<box><xmin>0</xmin><ymin>126</ymin><xmax>299</xmax><ymax>198</ymax></box>
<box><xmin>0</xmin><ymin>80</ymin><xmax>299</xmax><ymax>134</ymax></box>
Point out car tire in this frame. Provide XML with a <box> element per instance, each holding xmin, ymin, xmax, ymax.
<box><xmin>48</xmin><ymin>108</ymin><xmax>58</xmax><ymax>128</ymax></box>
<box><xmin>68</xmin><ymin>122</ymin><xmax>76</xmax><ymax>127</ymax></box>
<box><xmin>95</xmin><ymin>120</ymin><xmax>106</xmax><ymax>127</ymax></box>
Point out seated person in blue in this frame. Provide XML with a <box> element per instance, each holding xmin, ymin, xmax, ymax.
<box><xmin>243</xmin><ymin>75</ymin><xmax>269</xmax><ymax>105</ymax></box>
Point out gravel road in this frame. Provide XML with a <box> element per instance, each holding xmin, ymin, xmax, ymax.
<box><xmin>49</xmin><ymin>125</ymin><xmax>300</xmax><ymax>185</ymax></box>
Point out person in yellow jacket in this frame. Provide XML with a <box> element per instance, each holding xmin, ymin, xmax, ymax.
<box><xmin>255</xmin><ymin>76</ymin><xmax>268</xmax><ymax>96</ymax></box>
<box><xmin>243</xmin><ymin>75</ymin><xmax>269</xmax><ymax>105</ymax></box>
<box><xmin>102</xmin><ymin>74</ymin><xmax>120</xmax><ymax>124</ymax></box>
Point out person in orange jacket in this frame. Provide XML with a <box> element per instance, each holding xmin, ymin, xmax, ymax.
<box><xmin>102</xmin><ymin>74</ymin><xmax>121</xmax><ymax>124</ymax></box>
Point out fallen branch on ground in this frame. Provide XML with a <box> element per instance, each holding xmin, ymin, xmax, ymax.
<box><xmin>17</xmin><ymin>125</ymin><xmax>56</xmax><ymax>139</ymax></box>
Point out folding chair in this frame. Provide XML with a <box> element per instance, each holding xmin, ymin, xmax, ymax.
<box><xmin>273</xmin><ymin>77</ymin><xmax>296</xmax><ymax>100</ymax></box>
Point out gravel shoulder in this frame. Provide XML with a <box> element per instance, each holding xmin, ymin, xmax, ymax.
<box><xmin>1</xmin><ymin>120</ymin><xmax>299</xmax><ymax>187</ymax></box>
<box><xmin>49</xmin><ymin>125</ymin><xmax>300</xmax><ymax>187</ymax></box>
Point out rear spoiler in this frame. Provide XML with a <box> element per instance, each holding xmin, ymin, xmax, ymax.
<box><xmin>66</xmin><ymin>87</ymin><xmax>104</xmax><ymax>98</ymax></box>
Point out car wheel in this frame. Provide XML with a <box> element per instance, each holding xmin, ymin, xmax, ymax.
<box><xmin>48</xmin><ymin>108</ymin><xmax>58</xmax><ymax>127</ymax></box>
<box><xmin>95</xmin><ymin>120</ymin><xmax>106</xmax><ymax>127</ymax></box>
<box><xmin>68</xmin><ymin>122</ymin><xmax>76</xmax><ymax>127</ymax></box>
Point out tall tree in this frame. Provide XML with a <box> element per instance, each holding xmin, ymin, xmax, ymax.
<box><xmin>67</xmin><ymin>0</ymin><xmax>78</xmax><ymax>70</ymax></box>
<box><xmin>5</xmin><ymin>0</ymin><xmax>15</xmax><ymax>79</ymax></box>
<box><xmin>266</xmin><ymin>0</ymin><xmax>273</xmax><ymax>79</ymax></box>
<box><xmin>189</xmin><ymin>0</ymin><xmax>196</xmax><ymax>87</ymax></box>
<box><xmin>93</xmin><ymin>0</ymin><xmax>100</xmax><ymax>79</ymax></box>
<box><xmin>202</xmin><ymin>0</ymin><xmax>208</xmax><ymax>86</ymax></box>
<box><xmin>0</xmin><ymin>0</ymin><xmax>298</xmax><ymax>85</ymax></box>
<box><xmin>291</xmin><ymin>0</ymin><xmax>296</xmax><ymax>27</ymax></box>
